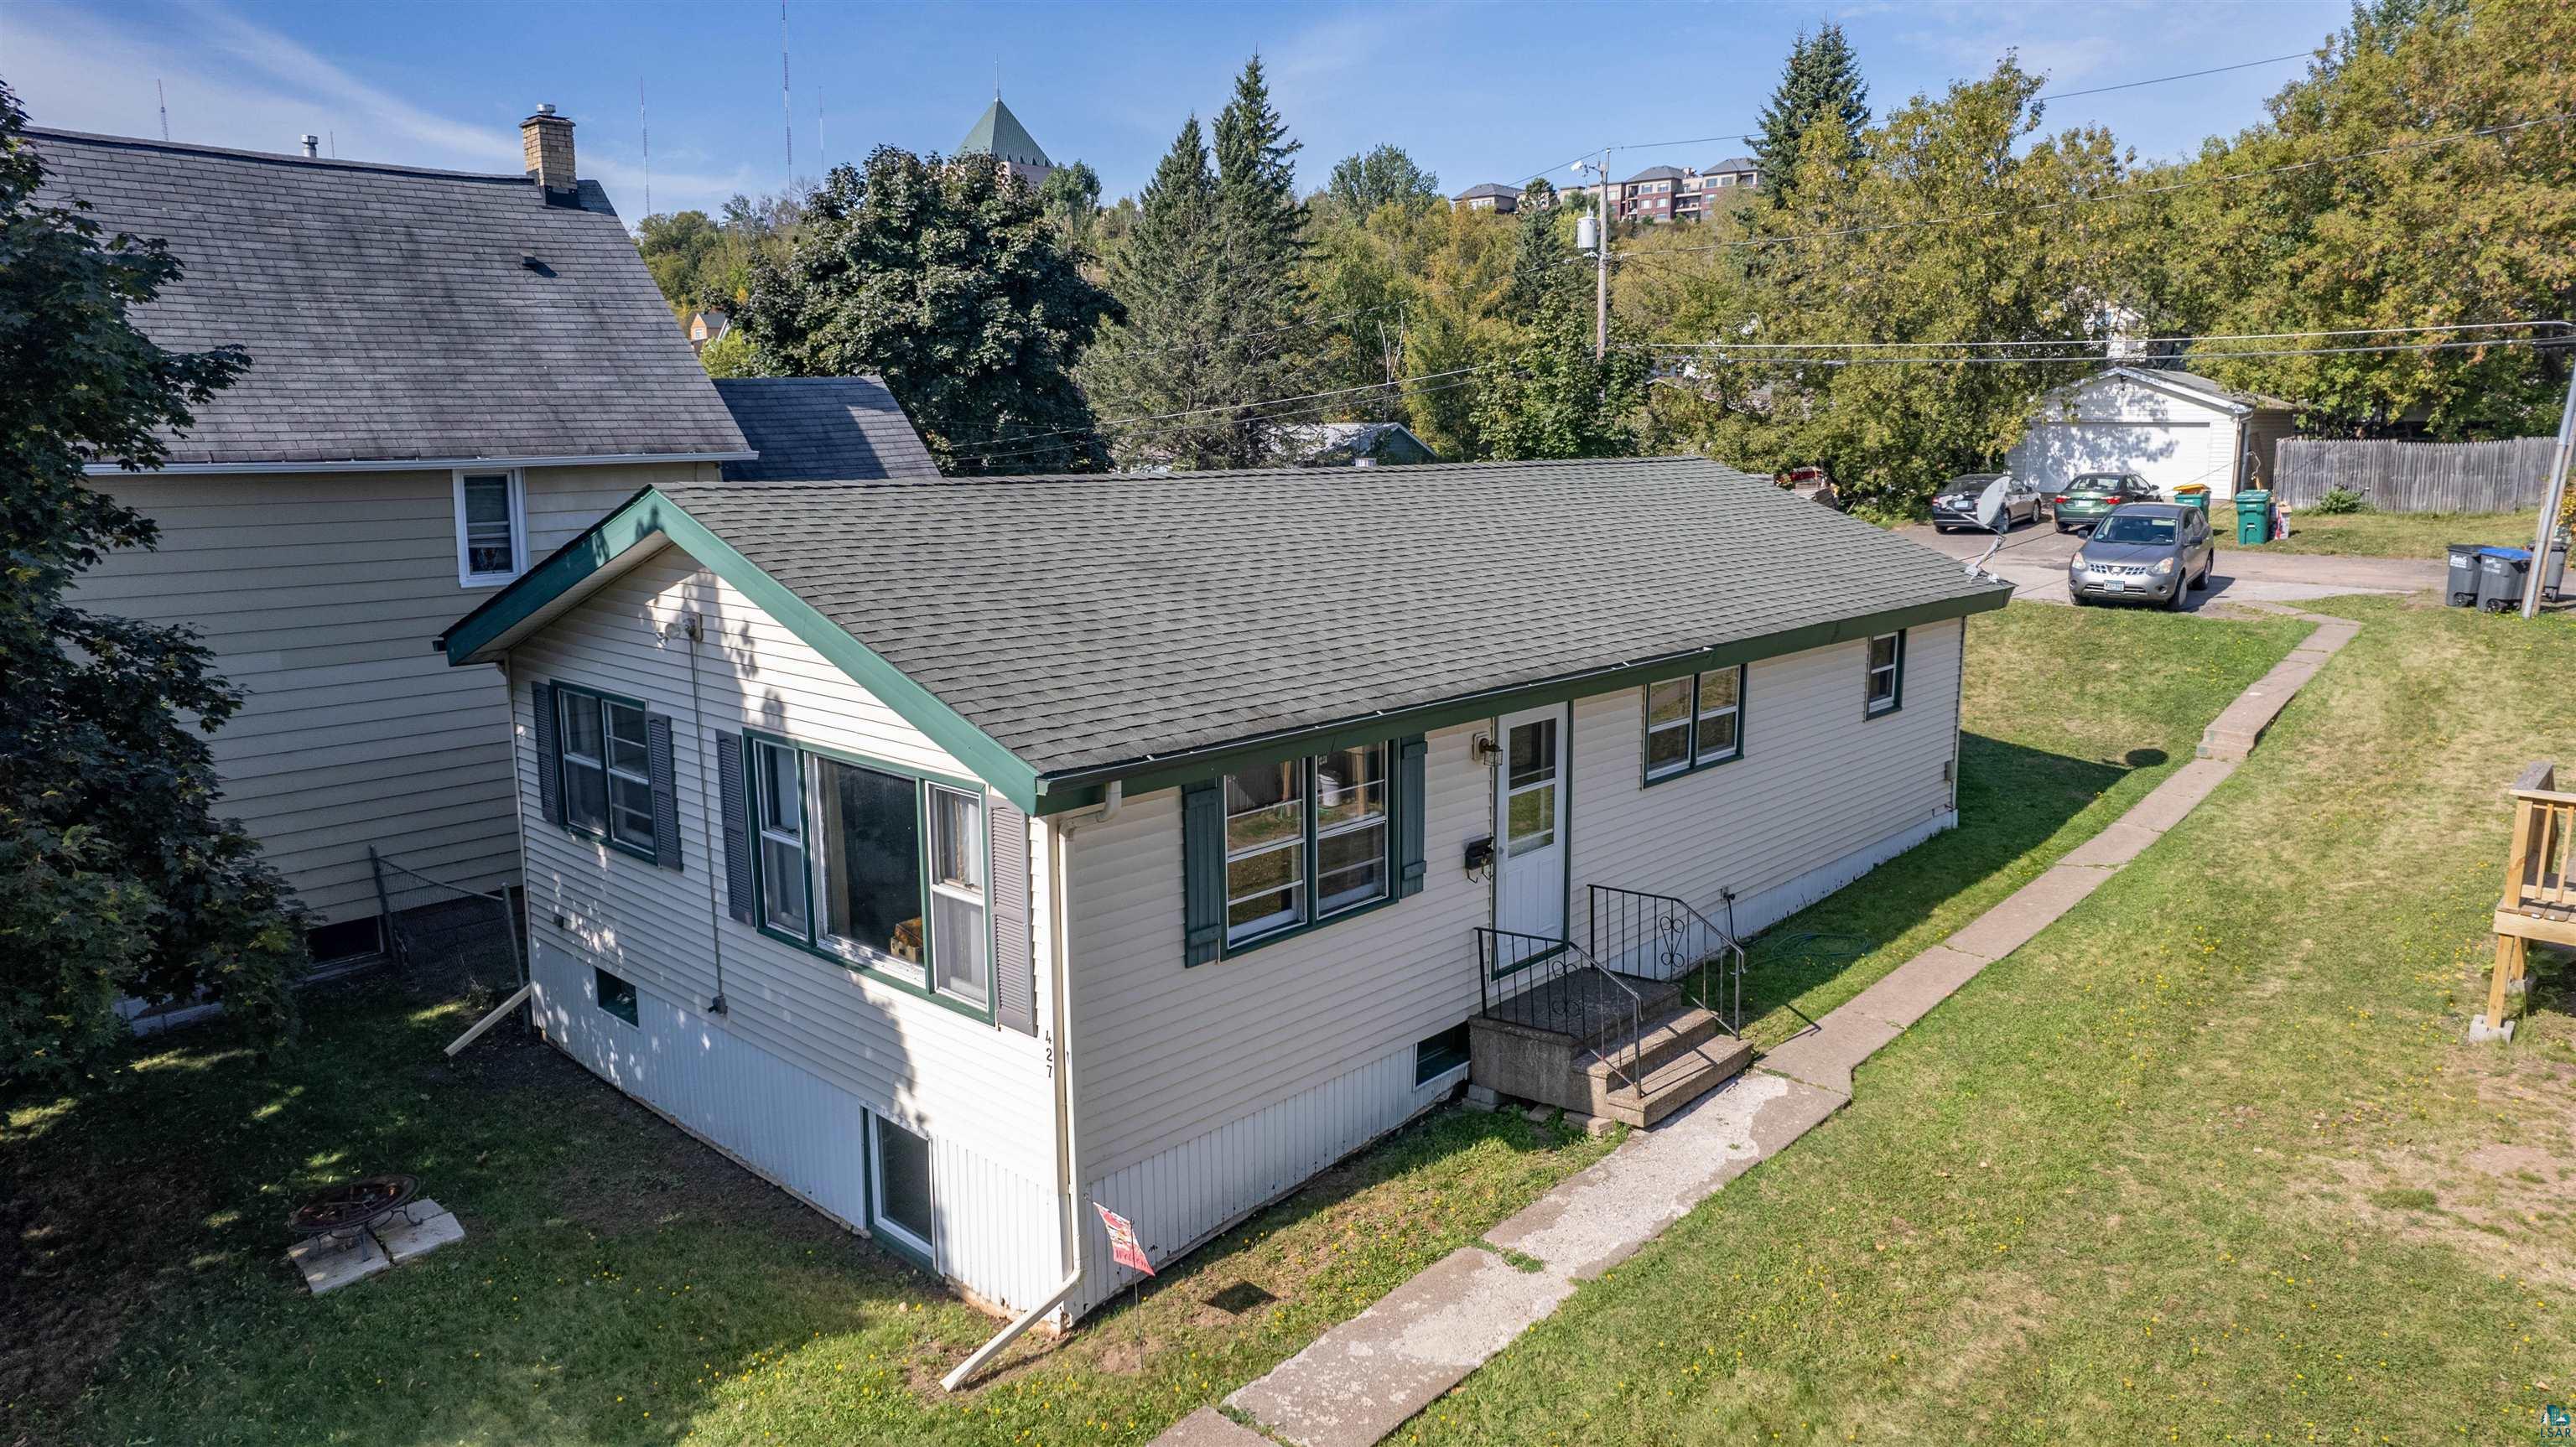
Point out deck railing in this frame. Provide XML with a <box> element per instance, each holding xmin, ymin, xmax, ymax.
<box><xmin>2506</xmin><ymin>761</ymin><xmax>2573</xmax><ymax>915</ymax></box>
<box><xmin>1586</xmin><ymin>884</ymin><xmax>1745</xmax><ymax>1036</ymax></box>
<box><xmin>1474</xmin><ymin>926</ymin><xmax>1644</xmax><ymax>1097</ymax></box>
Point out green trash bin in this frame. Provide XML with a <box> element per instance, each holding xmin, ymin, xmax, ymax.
<box><xmin>2235</xmin><ymin>489</ymin><xmax>2272</xmax><ymax>546</ymax></box>
<box><xmin>2174</xmin><ymin>484</ymin><xmax>2210</xmax><ymax>518</ymax></box>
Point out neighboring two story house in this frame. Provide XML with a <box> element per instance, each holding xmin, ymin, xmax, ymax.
<box><xmin>437</xmin><ymin>456</ymin><xmax>2009</xmax><ymax>1322</ymax></box>
<box><xmin>36</xmin><ymin>109</ymin><xmax>933</xmax><ymax>957</ymax></box>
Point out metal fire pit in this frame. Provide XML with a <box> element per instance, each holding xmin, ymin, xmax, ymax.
<box><xmin>288</xmin><ymin>1174</ymin><xmax>419</xmax><ymax>1248</ymax></box>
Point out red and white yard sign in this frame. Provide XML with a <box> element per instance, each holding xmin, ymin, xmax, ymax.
<box><xmin>1095</xmin><ymin>1202</ymin><xmax>1156</xmax><ymax>1276</ymax></box>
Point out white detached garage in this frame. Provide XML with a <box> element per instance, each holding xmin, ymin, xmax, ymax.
<box><xmin>2006</xmin><ymin>366</ymin><xmax>2302</xmax><ymax>500</ymax></box>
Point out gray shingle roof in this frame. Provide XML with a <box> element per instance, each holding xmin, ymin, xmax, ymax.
<box><xmin>1455</xmin><ymin>183</ymin><xmax>1523</xmax><ymax>200</ymax></box>
<box><xmin>714</xmin><ymin>377</ymin><xmax>938</xmax><ymax>480</ymax></box>
<box><xmin>651</xmin><ymin>456</ymin><xmax>2006</xmax><ymax>777</ymax></box>
<box><xmin>30</xmin><ymin>128</ymin><xmax>750</xmax><ymax>467</ymax></box>
<box><xmin>1622</xmin><ymin>164</ymin><xmax>1687</xmax><ymax>184</ymax></box>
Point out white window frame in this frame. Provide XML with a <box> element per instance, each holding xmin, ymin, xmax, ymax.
<box><xmin>452</xmin><ymin>468</ymin><xmax>527</xmax><ymax>587</ymax></box>
<box><xmin>1641</xmin><ymin>664</ymin><xmax>1746</xmax><ymax>782</ymax></box>
<box><xmin>1866</xmin><ymin>632</ymin><xmax>1905</xmax><ymax>716</ymax></box>
<box><xmin>1694</xmin><ymin>666</ymin><xmax>1743</xmax><ymax>765</ymax></box>
<box><xmin>925</xmin><ymin>784</ymin><xmax>989</xmax><ymax>1009</ymax></box>
<box><xmin>867</xmin><ymin>1112</ymin><xmax>937</xmax><ymax>1261</ymax></box>
<box><xmin>1224</xmin><ymin>759</ymin><xmax>1309</xmax><ymax>947</ymax></box>
<box><xmin>750</xmin><ymin>737</ymin><xmax>809</xmax><ymax>936</ymax></box>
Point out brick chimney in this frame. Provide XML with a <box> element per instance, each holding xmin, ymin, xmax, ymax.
<box><xmin>521</xmin><ymin>104</ymin><xmax>577</xmax><ymax>200</ymax></box>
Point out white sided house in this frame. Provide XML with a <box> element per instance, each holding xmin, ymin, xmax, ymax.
<box><xmin>2006</xmin><ymin>366</ymin><xmax>2303</xmax><ymax>500</ymax></box>
<box><xmin>438</xmin><ymin>457</ymin><xmax>2009</xmax><ymax>1323</ymax></box>
<box><xmin>34</xmin><ymin>114</ymin><xmax>933</xmax><ymax>955</ymax></box>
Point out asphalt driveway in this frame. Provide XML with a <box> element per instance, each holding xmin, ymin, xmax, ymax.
<box><xmin>1896</xmin><ymin>521</ymin><xmax>2444</xmax><ymax>611</ymax></box>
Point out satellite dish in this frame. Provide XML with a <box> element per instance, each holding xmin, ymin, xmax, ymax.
<box><xmin>1974</xmin><ymin>475</ymin><xmax>2011</xmax><ymax>532</ymax></box>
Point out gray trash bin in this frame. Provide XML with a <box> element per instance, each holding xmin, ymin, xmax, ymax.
<box><xmin>2547</xmin><ymin>527</ymin><xmax>2569</xmax><ymax>603</ymax></box>
<box><xmin>2476</xmin><ymin>547</ymin><xmax>2531</xmax><ymax>613</ymax></box>
<box><xmin>2445</xmin><ymin>542</ymin><xmax>2484</xmax><ymax>607</ymax></box>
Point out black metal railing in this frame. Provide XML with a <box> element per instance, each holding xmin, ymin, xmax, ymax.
<box><xmin>1474</xmin><ymin>925</ymin><xmax>1644</xmax><ymax>1095</ymax></box>
<box><xmin>1586</xmin><ymin>884</ymin><xmax>1744</xmax><ymax>1036</ymax></box>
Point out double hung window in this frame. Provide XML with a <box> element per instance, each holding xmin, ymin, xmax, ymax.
<box><xmin>1223</xmin><ymin>741</ymin><xmax>1392</xmax><ymax>948</ymax></box>
<box><xmin>1641</xmin><ymin>663</ymin><xmax>1747</xmax><ymax>782</ymax></box>
<box><xmin>554</xmin><ymin>687</ymin><xmax>657</xmax><ymax>856</ymax></box>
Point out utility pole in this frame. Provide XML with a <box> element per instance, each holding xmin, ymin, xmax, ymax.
<box><xmin>2523</xmin><ymin>356</ymin><xmax>2575</xmax><ymax>620</ymax></box>
<box><xmin>1595</xmin><ymin>146</ymin><xmax>1613</xmax><ymax>360</ymax></box>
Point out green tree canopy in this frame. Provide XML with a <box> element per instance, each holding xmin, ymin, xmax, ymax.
<box><xmin>736</xmin><ymin>148</ymin><xmax>1117</xmax><ymax>474</ymax></box>
<box><xmin>1038</xmin><ymin>159</ymin><xmax>1103</xmax><ymax>253</ymax></box>
<box><xmin>0</xmin><ymin>82</ymin><xmax>304</xmax><ymax>1081</ymax></box>
<box><xmin>1750</xmin><ymin>23</ymin><xmax>1870</xmax><ymax>202</ymax></box>
<box><xmin>1077</xmin><ymin>117</ymin><xmax>1230</xmax><ymax>467</ymax></box>
<box><xmin>1322</xmin><ymin>143</ymin><xmax>1441</xmax><ymax>220</ymax></box>
<box><xmin>2159</xmin><ymin>0</ymin><xmax>2574</xmax><ymax>437</ymax></box>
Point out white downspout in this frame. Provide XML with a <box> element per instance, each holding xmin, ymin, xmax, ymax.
<box><xmin>941</xmin><ymin>780</ymin><xmax>1119</xmax><ymax>1391</ymax></box>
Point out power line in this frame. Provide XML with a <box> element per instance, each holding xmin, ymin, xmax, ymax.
<box><xmin>1637</xmin><ymin>321</ymin><xmax>2576</xmax><ymax>352</ymax></box>
<box><xmin>2034</xmin><ymin>51</ymin><xmax>2313</xmax><ymax>102</ymax></box>
<box><xmin>1633</xmin><ymin>336</ymin><xmax>2575</xmax><ymax>366</ymax></box>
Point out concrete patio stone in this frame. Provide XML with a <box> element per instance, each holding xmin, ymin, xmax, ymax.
<box><xmin>1941</xmin><ymin>864</ymin><xmax>2115</xmax><ymax>963</ymax></box>
<box><xmin>1160</xmin><ymin>1408</ymin><xmax>1275</xmax><ymax>1446</ymax></box>
<box><xmin>377</xmin><ymin>1199</ymin><xmax>465</xmax><ymax>1265</ymax></box>
<box><xmin>288</xmin><ymin>1231</ymin><xmax>388</xmax><ymax>1295</ymax></box>
<box><xmin>1483</xmin><ymin>1073</ymin><xmax>1836</xmax><ymax>1280</ymax></box>
<box><xmin>1225</xmin><ymin>1247</ymin><xmax>1576</xmax><ymax>1447</ymax></box>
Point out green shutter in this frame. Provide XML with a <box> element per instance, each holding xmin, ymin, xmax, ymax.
<box><xmin>532</xmin><ymin>681</ymin><xmax>563</xmax><ymax>827</ymax></box>
<box><xmin>1395</xmin><ymin>735</ymin><xmax>1428</xmax><ymax>898</ymax></box>
<box><xmin>1182</xmin><ymin>779</ymin><xmax>1225</xmax><ymax>966</ymax></box>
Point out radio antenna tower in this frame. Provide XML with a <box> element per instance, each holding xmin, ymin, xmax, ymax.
<box><xmin>780</xmin><ymin>0</ymin><xmax>794</xmax><ymax>184</ymax></box>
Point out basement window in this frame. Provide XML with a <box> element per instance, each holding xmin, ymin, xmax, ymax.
<box><xmin>1415</xmin><ymin>1022</ymin><xmax>1471</xmax><ymax>1086</ymax></box>
<box><xmin>595</xmin><ymin>967</ymin><xmax>638</xmax><ymax>1026</ymax></box>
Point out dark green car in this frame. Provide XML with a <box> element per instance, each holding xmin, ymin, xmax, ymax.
<box><xmin>2051</xmin><ymin>472</ymin><xmax>2158</xmax><ymax>532</ymax></box>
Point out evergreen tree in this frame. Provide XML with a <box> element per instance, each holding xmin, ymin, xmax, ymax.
<box><xmin>0</xmin><ymin>82</ymin><xmax>306</xmax><ymax>1080</ymax></box>
<box><xmin>1501</xmin><ymin>178</ymin><xmax>1570</xmax><ymax>324</ymax></box>
<box><xmin>1076</xmin><ymin>117</ymin><xmax>1231</xmax><ymax>468</ymax></box>
<box><xmin>1750</xmin><ymin>23</ymin><xmax>1870</xmax><ymax>201</ymax></box>
<box><xmin>1208</xmin><ymin>55</ymin><xmax>1310</xmax><ymax>467</ymax></box>
<box><xmin>737</xmin><ymin>148</ymin><xmax>1116</xmax><ymax>474</ymax></box>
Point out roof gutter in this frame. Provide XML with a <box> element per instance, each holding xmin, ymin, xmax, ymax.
<box><xmin>84</xmin><ymin>449</ymin><xmax>756</xmax><ymax>476</ymax></box>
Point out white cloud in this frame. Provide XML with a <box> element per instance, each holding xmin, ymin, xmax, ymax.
<box><xmin>2</xmin><ymin>0</ymin><xmax>762</xmax><ymax>216</ymax></box>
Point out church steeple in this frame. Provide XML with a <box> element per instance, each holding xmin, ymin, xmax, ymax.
<box><xmin>958</xmin><ymin>93</ymin><xmax>1054</xmax><ymax>188</ymax></box>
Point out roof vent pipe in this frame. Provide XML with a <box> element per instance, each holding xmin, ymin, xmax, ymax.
<box><xmin>299</xmin><ymin>134</ymin><xmax>319</xmax><ymax>158</ymax></box>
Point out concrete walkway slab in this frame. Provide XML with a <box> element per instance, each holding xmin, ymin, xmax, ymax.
<box><xmin>1161</xmin><ymin>1408</ymin><xmax>1275</xmax><ymax>1446</ymax></box>
<box><xmin>2057</xmin><ymin>819</ymin><xmax>2163</xmax><ymax>869</ymax></box>
<box><xmin>377</xmin><ymin>1199</ymin><xmax>465</xmax><ymax>1265</ymax></box>
<box><xmin>1750</xmin><ymin>1010</ymin><xmax>1906</xmax><ymax>1096</ymax></box>
<box><xmin>1942</xmin><ymin>864</ymin><xmax>2115</xmax><ymax>963</ymax></box>
<box><xmin>2124</xmin><ymin>758</ymin><xmax>2237</xmax><ymax>833</ymax></box>
<box><xmin>1225</xmin><ymin>1247</ymin><xmax>1576</xmax><ymax>1447</ymax></box>
<box><xmin>1482</xmin><ymin>1073</ymin><xmax>1836</xmax><ymax>1280</ymax></box>
<box><xmin>1845</xmin><ymin>945</ymin><xmax>1994</xmax><ymax>1029</ymax></box>
<box><xmin>288</xmin><ymin>1232</ymin><xmax>387</xmax><ymax>1295</ymax></box>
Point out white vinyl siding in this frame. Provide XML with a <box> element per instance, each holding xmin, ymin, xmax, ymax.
<box><xmin>506</xmin><ymin>547</ymin><xmax>1059</xmax><ymax>1313</ymax></box>
<box><xmin>70</xmin><ymin>461</ymin><xmax>711</xmax><ymax>921</ymax></box>
<box><xmin>1064</xmin><ymin>620</ymin><xmax>1966</xmax><ymax>1310</ymax></box>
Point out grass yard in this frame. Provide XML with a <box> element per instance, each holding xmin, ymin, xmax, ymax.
<box><xmin>2219</xmin><ymin>501</ymin><xmax>2545</xmax><ymax>559</ymax></box>
<box><xmin>1410</xmin><ymin>595</ymin><xmax>2576</xmax><ymax>1446</ymax></box>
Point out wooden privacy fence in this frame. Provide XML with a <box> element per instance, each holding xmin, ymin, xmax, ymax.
<box><xmin>2275</xmin><ymin>437</ymin><xmax>2558</xmax><ymax>513</ymax></box>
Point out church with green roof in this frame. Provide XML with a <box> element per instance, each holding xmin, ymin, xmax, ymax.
<box><xmin>958</xmin><ymin>94</ymin><xmax>1053</xmax><ymax>189</ymax></box>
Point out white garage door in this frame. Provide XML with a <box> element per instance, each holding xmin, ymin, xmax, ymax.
<box><xmin>2007</xmin><ymin>421</ymin><xmax>2224</xmax><ymax>499</ymax></box>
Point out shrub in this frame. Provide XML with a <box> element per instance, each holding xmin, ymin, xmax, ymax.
<box><xmin>2309</xmin><ymin>486</ymin><xmax>2371</xmax><ymax>516</ymax></box>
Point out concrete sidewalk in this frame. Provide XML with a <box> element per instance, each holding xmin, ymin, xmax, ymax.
<box><xmin>1158</xmin><ymin>606</ymin><xmax>2357</xmax><ymax>1447</ymax></box>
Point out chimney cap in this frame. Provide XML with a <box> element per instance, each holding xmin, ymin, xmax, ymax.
<box><xmin>299</xmin><ymin>134</ymin><xmax>319</xmax><ymax>158</ymax></box>
<box><xmin>535</xmin><ymin>103</ymin><xmax>557</xmax><ymax>117</ymax></box>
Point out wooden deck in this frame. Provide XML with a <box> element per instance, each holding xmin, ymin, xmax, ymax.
<box><xmin>2485</xmin><ymin>761</ymin><xmax>2574</xmax><ymax>1032</ymax></box>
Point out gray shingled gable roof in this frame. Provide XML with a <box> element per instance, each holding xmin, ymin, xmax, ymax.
<box><xmin>31</xmin><ymin>128</ymin><xmax>750</xmax><ymax>468</ymax></box>
<box><xmin>1455</xmin><ymin>183</ymin><xmax>1523</xmax><ymax>200</ymax></box>
<box><xmin>457</xmin><ymin>457</ymin><xmax>2006</xmax><ymax>787</ymax></box>
<box><xmin>1622</xmin><ymin>164</ymin><xmax>1688</xmax><ymax>184</ymax></box>
<box><xmin>714</xmin><ymin>377</ymin><xmax>938</xmax><ymax>480</ymax></box>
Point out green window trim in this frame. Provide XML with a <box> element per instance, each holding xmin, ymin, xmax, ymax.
<box><xmin>1639</xmin><ymin>662</ymin><xmax>1748</xmax><ymax>787</ymax></box>
<box><xmin>551</xmin><ymin>682</ymin><xmax>661</xmax><ymax>864</ymax></box>
<box><xmin>738</xmin><ymin>726</ymin><xmax>1000</xmax><ymax>1024</ymax></box>
<box><xmin>1863</xmin><ymin>630</ymin><xmax>1907</xmax><ymax>719</ymax></box>
<box><xmin>1208</xmin><ymin>739</ymin><xmax>1403</xmax><ymax>962</ymax></box>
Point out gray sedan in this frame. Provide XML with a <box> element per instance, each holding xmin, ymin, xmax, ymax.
<box><xmin>2067</xmin><ymin>503</ymin><xmax>2215</xmax><ymax>609</ymax></box>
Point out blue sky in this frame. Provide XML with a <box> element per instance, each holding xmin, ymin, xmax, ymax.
<box><xmin>8</xmin><ymin>0</ymin><xmax>2351</xmax><ymax>222</ymax></box>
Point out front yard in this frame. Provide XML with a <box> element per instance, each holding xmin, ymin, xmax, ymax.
<box><xmin>2221</xmin><ymin>501</ymin><xmax>2545</xmax><ymax>559</ymax></box>
<box><xmin>1413</xmin><ymin>594</ymin><xmax>2576</xmax><ymax>1445</ymax></box>
<box><xmin>10</xmin><ymin>596</ymin><xmax>2568</xmax><ymax>1446</ymax></box>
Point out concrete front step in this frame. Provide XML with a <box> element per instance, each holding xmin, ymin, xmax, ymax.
<box><xmin>1584</xmin><ymin>1005</ymin><xmax>1722</xmax><ymax>1084</ymax></box>
<box><xmin>1592</xmin><ymin>1033</ymin><xmax>1754</xmax><ymax>1128</ymax></box>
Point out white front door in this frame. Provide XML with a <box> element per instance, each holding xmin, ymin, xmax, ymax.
<box><xmin>1493</xmin><ymin>704</ymin><xmax>1568</xmax><ymax>943</ymax></box>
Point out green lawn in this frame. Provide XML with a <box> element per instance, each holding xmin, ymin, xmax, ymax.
<box><xmin>21</xmin><ymin>598</ymin><xmax>2553</xmax><ymax>1447</ymax></box>
<box><xmin>2220</xmin><ymin>501</ymin><xmax>2545</xmax><ymax>559</ymax></box>
<box><xmin>1410</xmin><ymin>595</ymin><xmax>2576</xmax><ymax>1445</ymax></box>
